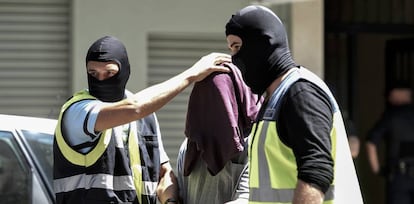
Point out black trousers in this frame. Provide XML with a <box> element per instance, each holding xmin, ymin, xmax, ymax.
<box><xmin>387</xmin><ymin>174</ymin><xmax>414</xmax><ymax>204</ymax></box>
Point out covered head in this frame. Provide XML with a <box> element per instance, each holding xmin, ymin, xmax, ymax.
<box><xmin>225</xmin><ymin>5</ymin><xmax>296</xmax><ymax>95</ymax></box>
<box><xmin>85</xmin><ymin>36</ymin><xmax>130</xmax><ymax>102</ymax></box>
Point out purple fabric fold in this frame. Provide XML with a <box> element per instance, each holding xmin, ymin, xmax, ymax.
<box><xmin>184</xmin><ymin>63</ymin><xmax>262</xmax><ymax>176</ymax></box>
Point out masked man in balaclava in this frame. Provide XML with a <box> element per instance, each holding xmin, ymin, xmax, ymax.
<box><xmin>53</xmin><ymin>36</ymin><xmax>231</xmax><ymax>204</ymax></box>
<box><xmin>225</xmin><ymin>5</ymin><xmax>363</xmax><ymax>204</ymax></box>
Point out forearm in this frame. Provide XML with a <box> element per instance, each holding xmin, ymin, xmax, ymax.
<box><xmin>293</xmin><ymin>179</ymin><xmax>324</xmax><ymax>204</ymax></box>
<box><xmin>348</xmin><ymin>135</ymin><xmax>360</xmax><ymax>159</ymax></box>
<box><xmin>131</xmin><ymin>53</ymin><xmax>230</xmax><ymax>118</ymax></box>
<box><xmin>132</xmin><ymin>70</ymin><xmax>192</xmax><ymax>118</ymax></box>
<box><xmin>157</xmin><ymin>163</ymin><xmax>179</xmax><ymax>204</ymax></box>
<box><xmin>366</xmin><ymin>142</ymin><xmax>380</xmax><ymax>174</ymax></box>
<box><xmin>94</xmin><ymin>72</ymin><xmax>192</xmax><ymax>132</ymax></box>
<box><xmin>95</xmin><ymin>53</ymin><xmax>230</xmax><ymax>132</ymax></box>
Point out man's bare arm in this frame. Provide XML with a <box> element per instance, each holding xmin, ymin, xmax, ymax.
<box><xmin>293</xmin><ymin>179</ymin><xmax>324</xmax><ymax>204</ymax></box>
<box><xmin>94</xmin><ymin>53</ymin><xmax>231</xmax><ymax>131</ymax></box>
<box><xmin>366</xmin><ymin>141</ymin><xmax>380</xmax><ymax>174</ymax></box>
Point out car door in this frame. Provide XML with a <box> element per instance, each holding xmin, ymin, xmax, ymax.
<box><xmin>0</xmin><ymin>130</ymin><xmax>53</xmax><ymax>204</ymax></box>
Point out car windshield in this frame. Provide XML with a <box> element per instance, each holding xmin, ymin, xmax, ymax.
<box><xmin>21</xmin><ymin>130</ymin><xmax>53</xmax><ymax>186</ymax></box>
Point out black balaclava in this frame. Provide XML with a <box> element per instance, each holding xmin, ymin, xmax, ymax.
<box><xmin>85</xmin><ymin>36</ymin><xmax>130</xmax><ymax>102</ymax></box>
<box><xmin>225</xmin><ymin>5</ymin><xmax>296</xmax><ymax>95</ymax></box>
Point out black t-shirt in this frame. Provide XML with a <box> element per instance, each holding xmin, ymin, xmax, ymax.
<box><xmin>268</xmin><ymin>79</ymin><xmax>334</xmax><ymax>193</ymax></box>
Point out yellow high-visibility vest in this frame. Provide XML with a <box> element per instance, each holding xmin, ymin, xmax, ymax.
<box><xmin>54</xmin><ymin>90</ymin><xmax>144</xmax><ymax>204</ymax></box>
<box><xmin>248</xmin><ymin>68</ymin><xmax>363</xmax><ymax>204</ymax></box>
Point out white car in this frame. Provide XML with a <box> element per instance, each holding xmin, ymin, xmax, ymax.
<box><xmin>0</xmin><ymin>114</ymin><xmax>57</xmax><ymax>204</ymax></box>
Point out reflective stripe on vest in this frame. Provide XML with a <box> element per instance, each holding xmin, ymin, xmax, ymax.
<box><xmin>54</xmin><ymin>174</ymin><xmax>135</xmax><ymax>193</ymax></box>
<box><xmin>54</xmin><ymin>90</ymin><xmax>145</xmax><ymax>203</ymax></box>
<box><xmin>249</xmin><ymin>67</ymin><xmax>339</xmax><ymax>203</ymax></box>
<box><xmin>55</xmin><ymin>91</ymin><xmax>112</xmax><ymax>167</ymax></box>
<box><xmin>249</xmin><ymin>120</ymin><xmax>335</xmax><ymax>203</ymax></box>
<box><xmin>54</xmin><ymin>173</ymin><xmax>157</xmax><ymax>195</ymax></box>
<box><xmin>129</xmin><ymin>120</ymin><xmax>143</xmax><ymax>204</ymax></box>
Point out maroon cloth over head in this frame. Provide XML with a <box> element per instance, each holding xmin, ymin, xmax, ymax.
<box><xmin>184</xmin><ymin>63</ymin><xmax>261</xmax><ymax>176</ymax></box>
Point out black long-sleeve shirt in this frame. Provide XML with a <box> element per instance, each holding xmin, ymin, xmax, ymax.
<box><xmin>274</xmin><ymin>79</ymin><xmax>334</xmax><ymax>193</ymax></box>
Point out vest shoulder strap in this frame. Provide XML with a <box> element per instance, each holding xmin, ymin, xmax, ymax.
<box><xmin>263</xmin><ymin>67</ymin><xmax>339</xmax><ymax>121</ymax></box>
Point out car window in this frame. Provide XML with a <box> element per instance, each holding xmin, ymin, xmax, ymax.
<box><xmin>20</xmin><ymin>130</ymin><xmax>54</xmax><ymax>188</ymax></box>
<box><xmin>0</xmin><ymin>131</ymin><xmax>30</xmax><ymax>203</ymax></box>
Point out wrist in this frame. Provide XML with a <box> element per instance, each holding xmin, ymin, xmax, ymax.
<box><xmin>164</xmin><ymin>198</ymin><xmax>177</xmax><ymax>204</ymax></box>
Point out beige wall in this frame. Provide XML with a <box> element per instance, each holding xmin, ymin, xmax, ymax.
<box><xmin>71</xmin><ymin>0</ymin><xmax>324</xmax><ymax>92</ymax></box>
<box><xmin>291</xmin><ymin>0</ymin><xmax>324</xmax><ymax>77</ymax></box>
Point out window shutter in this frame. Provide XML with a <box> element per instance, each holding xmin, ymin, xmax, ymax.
<box><xmin>0</xmin><ymin>0</ymin><xmax>70</xmax><ymax>118</ymax></box>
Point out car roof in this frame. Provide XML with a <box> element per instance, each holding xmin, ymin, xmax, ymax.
<box><xmin>0</xmin><ymin>114</ymin><xmax>57</xmax><ymax>134</ymax></box>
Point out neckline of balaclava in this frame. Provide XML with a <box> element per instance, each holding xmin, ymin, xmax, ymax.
<box><xmin>225</xmin><ymin>5</ymin><xmax>296</xmax><ymax>96</ymax></box>
<box><xmin>86</xmin><ymin>36</ymin><xmax>130</xmax><ymax>102</ymax></box>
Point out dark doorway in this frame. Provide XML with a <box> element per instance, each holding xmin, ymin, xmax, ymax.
<box><xmin>324</xmin><ymin>1</ymin><xmax>414</xmax><ymax>203</ymax></box>
<box><xmin>386</xmin><ymin>38</ymin><xmax>414</xmax><ymax>93</ymax></box>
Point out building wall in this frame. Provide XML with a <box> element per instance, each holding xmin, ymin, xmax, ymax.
<box><xmin>71</xmin><ymin>0</ymin><xmax>323</xmax><ymax>92</ymax></box>
<box><xmin>71</xmin><ymin>0</ymin><xmax>250</xmax><ymax>93</ymax></box>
